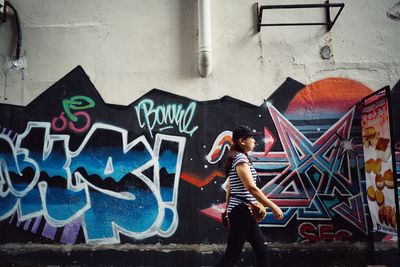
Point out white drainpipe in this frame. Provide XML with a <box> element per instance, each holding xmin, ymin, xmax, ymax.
<box><xmin>198</xmin><ymin>0</ymin><xmax>212</xmax><ymax>77</ymax></box>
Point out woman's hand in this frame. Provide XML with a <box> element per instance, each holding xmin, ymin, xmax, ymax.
<box><xmin>272</xmin><ymin>206</ymin><xmax>284</xmax><ymax>220</ymax></box>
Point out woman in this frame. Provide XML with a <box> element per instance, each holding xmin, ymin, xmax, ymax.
<box><xmin>217</xmin><ymin>125</ymin><xmax>284</xmax><ymax>267</ymax></box>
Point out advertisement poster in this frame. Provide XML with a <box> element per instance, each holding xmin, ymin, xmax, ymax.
<box><xmin>361</xmin><ymin>89</ymin><xmax>397</xmax><ymax>234</ymax></box>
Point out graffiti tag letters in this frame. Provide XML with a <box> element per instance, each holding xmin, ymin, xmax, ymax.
<box><xmin>135</xmin><ymin>99</ymin><xmax>199</xmax><ymax>138</ymax></box>
<box><xmin>299</xmin><ymin>222</ymin><xmax>352</xmax><ymax>242</ymax></box>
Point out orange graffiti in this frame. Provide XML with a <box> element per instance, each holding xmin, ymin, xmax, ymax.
<box><xmin>286</xmin><ymin>78</ymin><xmax>373</xmax><ymax>115</ymax></box>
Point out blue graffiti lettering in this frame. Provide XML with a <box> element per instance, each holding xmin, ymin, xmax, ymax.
<box><xmin>0</xmin><ymin>122</ymin><xmax>185</xmax><ymax>244</ymax></box>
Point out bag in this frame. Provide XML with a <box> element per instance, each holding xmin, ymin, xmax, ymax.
<box><xmin>231</xmin><ymin>194</ymin><xmax>267</xmax><ymax>223</ymax></box>
<box><xmin>248</xmin><ymin>201</ymin><xmax>267</xmax><ymax>223</ymax></box>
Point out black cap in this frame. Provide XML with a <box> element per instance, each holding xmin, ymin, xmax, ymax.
<box><xmin>232</xmin><ymin>125</ymin><xmax>262</xmax><ymax>142</ymax></box>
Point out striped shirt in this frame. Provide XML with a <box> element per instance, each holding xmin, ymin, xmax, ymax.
<box><xmin>227</xmin><ymin>152</ymin><xmax>257</xmax><ymax>213</ymax></box>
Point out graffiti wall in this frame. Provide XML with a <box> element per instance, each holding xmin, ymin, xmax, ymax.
<box><xmin>0</xmin><ymin>66</ymin><xmax>398</xmax><ymax>245</ymax></box>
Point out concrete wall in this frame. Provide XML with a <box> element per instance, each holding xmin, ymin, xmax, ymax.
<box><xmin>0</xmin><ymin>1</ymin><xmax>399</xmax><ymax>266</ymax></box>
<box><xmin>0</xmin><ymin>0</ymin><xmax>399</xmax><ymax>106</ymax></box>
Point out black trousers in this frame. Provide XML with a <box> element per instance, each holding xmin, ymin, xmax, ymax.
<box><xmin>216</xmin><ymin>203</ymin><xmax>269</xmax><ymax>267</ymax></box>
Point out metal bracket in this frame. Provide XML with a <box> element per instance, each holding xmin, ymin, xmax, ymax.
<box><xmin>256</xmin><ymin>1</ymin><xmax>345</xmax><ymax>32</ymax></box>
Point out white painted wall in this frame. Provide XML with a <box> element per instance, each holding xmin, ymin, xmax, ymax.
<box><xmin>0</xmin><ymin>0</ymin><xmax>399</xmax><ymax>106</ymax></box>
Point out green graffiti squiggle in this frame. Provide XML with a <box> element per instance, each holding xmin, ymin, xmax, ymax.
<box><xmin>62</xmin><ymin>95</ymin><xmax>95</xmax><ymax>122</ymax></box>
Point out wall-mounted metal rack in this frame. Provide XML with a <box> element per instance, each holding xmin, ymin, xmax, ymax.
<box><xmin>256</xmin><ymin>1</ymin><xmax>345</xmax><ymax>32</ymax></box>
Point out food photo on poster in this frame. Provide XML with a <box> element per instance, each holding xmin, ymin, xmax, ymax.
<box><xmin>361</xmin><ymin>89</ymin><xmax>397</xmax><ymax>234</ymax></box>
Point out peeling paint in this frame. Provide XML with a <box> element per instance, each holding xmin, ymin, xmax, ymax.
<box><xmin>4</xmin><ymin>55</ymin><xmax>27</xmax><ymax>73</ymax></box>
<box><xmin>387</xmin><ymin>2</ymin><xmax>400</xmax><ymax>20</ymax></box>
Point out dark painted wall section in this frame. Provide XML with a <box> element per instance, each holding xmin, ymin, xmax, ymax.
<box><xmin>0</xmin><ymin>66</ymin><xmax>398</xmax><ymax>247</ymax></box>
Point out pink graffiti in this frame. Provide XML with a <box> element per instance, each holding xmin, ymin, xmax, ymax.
<box><xmin>298</xmin><ymin>222</ymin><xmax>352</xmax><ymax>243</ymax></box>
<box><xmin>51</xmin><ymin>111</ymin><xmax>91</xmax><ymax>133</ymax></box>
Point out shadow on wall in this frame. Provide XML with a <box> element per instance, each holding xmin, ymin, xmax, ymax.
<box><xmin>178</xmin><ymin>0</ymin><xmax>198</xmax><ymax>79</ymax></box>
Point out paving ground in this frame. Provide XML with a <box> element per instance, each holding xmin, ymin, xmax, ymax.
<box><xmin>0</xmin><ymin>242</ymin><xmax>398</xmax><ymax>267</ymax></box>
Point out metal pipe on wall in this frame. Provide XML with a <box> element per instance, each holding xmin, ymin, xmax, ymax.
<box><xmin>198</xmin><ymin>0</ymin><xmax>212</xmax><ymax>77</ymax></box>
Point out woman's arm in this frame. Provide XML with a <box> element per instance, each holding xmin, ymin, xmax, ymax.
<box><xmin>221</xmin><ymin>177</ymin><xmax>230</xmax><ymax>225</ymax></box>
<box><xmin>225</xmin><ymin>177</ymin><xmax>231</xmax><ymax>203</ymax></box>
<box><xmin>236</xmin><ymin>163</ymin><xmax>283</xmax><ymax>220</ymax></box>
